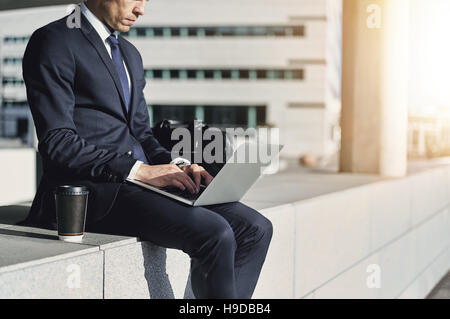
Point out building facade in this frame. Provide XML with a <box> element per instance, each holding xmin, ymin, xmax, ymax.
<box><xmin>0</xmin><ymin>0</ymin><xmax>342</xmax><ymax>159</ymax></box>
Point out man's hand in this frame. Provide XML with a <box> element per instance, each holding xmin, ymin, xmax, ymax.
<box><xmin>180</xmin><ymin>164</ymin><xmax>214</xmax><ymax>190</ymax></box>
<box><xmin>134</xmin><ymin>164</ymin><xmax>212</xmax><ymax>194</ymax></box>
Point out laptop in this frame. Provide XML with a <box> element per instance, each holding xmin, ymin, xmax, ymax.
<box><xmin>127</xmin><ymin>142</ymin><xmax>283</xmax><ymax>206</ymax></box>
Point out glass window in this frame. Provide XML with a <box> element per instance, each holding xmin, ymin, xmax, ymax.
<box><xmin>170</xmin><ymin>70</ymin><xmax>179</xmax><ymax>79</ymax></box>
<box><xmin>153</xmin><ymin>28</ymin><xmax>163</xmax><ymax>37</ymax></box>
<box><xmin>284</xmin><ymin>70</ymin><xmax>294</xmax><ymax>80</ymax></box>
<box><xmin>153</xmin><ymin>70</ymin><xmax>162</xmax><ymax>79</ymax></box>
<box><xmin>256</xmin><ymin>70</ymin><xmax>266</xmax><ymax>79</ymax></box>
<box><xmin>221</xmin><ymin>70</ymin><xmax>232</xmax><ymax>79</ymax></box>
<box><xmin>145</xmin><ymin>70</ymin><xmax>153</xmax><ymax>79</ymax></box>
<box><xmin>171</xmin><ymin>28</ymin><xmax>180</xmax><ymax>37</ymax></box>
<box><xmin>179</xmin><ymin>70</ymin><xmax>188</xmax><ymax>79</ymax></box>
<box><xmin>205</xmin><ymin>27</ymin><xmax>216</xmax><ymax>37</ymax></box>
<box><xmin>196</xmin><ymin>70</ymin><xmax>205</xmax><ymax>79</ymax></box>
<box><xmin>249</xmin><ymin>26</ymin><xmax>266</xmax><ymax>36</ymax></box>
<box><xmin>137</xmin><ymin>28</ymin><xmax>146</xmax><ymax>37</ymax></box>
<box><xmin>188</xmin><ymin>28</ymin><xmax>197</xmax><ymax>37</ymax></box>
<box><xmin>205</xmin><ymin>106</ymin><xmax>248</xmax><ymax>126</ymax></box>
<box><xmin>180</xmin><ymin>28</ymin><xmax>188</xmax><ymax>37</ymax></box>
<box><xmin>270</xmin><ymin>70</ymin><xmax>283</xmax><ymax>80</ymax></box>
<box><xmin>285</xmin><ymin>27</ymin><xmax>294</xmax><ymax>36</ymax></box>
<box><xmin>187</xmin><ymin>70</ymin><xmax>197</xmax><ymax>79</ymax></box>
<box><xmin>197</xmin><ymin>28</ymin><xmax>206</xmax><ymax>37</ymax></box>
<box><xmin>162</xmin><ymin>70</ymin><xmax>171</xmax><ymax>79</ymax></box>
<box><xmin>239</xmin><ymin>70</ymin><xmax>249</xmax><ymax>79</ymax></box>
<box><xmin>213</xmin><ymin>70</ymin><xmax>222</xmax><ymax>79</ymax></box>
<box><xmin>163</xmin><ymin>28</ymin><xmax>171</xmax><ymax>37</ymax></box>
<box><xmin>235</xmin><ymin>27</ymin><xmax>248</xmax><ymax>36</ymax></box>
<box><xmin>293</xmin><ymin>26</ymin><xmax>305</xmax><ymax>36</ymax></box>
<box><xmin>267</xmin><ymin>26</ymin><xmax>285</xmax><ymax>37</ymax></box>
<box><xmin>204</xmin><ymin>70</ymin><xmax>214</xmax><ymax>79</ymax></box>
<box><xmin>145</xmin><ymin>28</ymin><xmax>154</xmax><ymax>37</ymax></box>
<box><xmin>231</xmin><ymin>70</ymin><xmax>240</xmax><ymax>79</ymax></box>
<box><xmin>292</xmin><ymin>69</ymin><xmax>304</xmax><ymax>80</ymax></box>
<box><xmin>217</xmin><ymin>27</ymin><xmax>233</xmax><ymax>36</ymax></box>
<box><xmin>249</xmin><ymin>70</ymin><xmax>257</xmax><ymax>80</ymax></box>
<box><xmin>152</xmin><ymin>105</ymin><xmax>197</xmax><ymax>125</ymax></box>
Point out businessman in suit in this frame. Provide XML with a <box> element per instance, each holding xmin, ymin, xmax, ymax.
<box><xmin>21</xmin><ymin>0</ymin><xmax>272</xmax><ymax>299</ymax></box>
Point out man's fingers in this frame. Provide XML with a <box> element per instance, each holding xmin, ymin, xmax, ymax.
<box><xmin>178</xmin><ymin>172</ymin><xmax>197</xmax><ymax>194</ymax></box>
<box><xmin>192</xmin><ymin>170</ymin><xmax>201</xmax><ymax>189</ymax></box>
<box><xmin>201</xmin><ymin>169</ymin><xmax>214</xmax><ymax>186</ymax></box>
<box><xmin>172</xmin><ymin>179</ymin><xmax>185</xmax><ymax>191</ymax></box>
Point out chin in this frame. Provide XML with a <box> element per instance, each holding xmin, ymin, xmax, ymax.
<box><xmin>115</xmin><ymin>25</ymin><xmax>130</xmax><ymax>33</ymax></box>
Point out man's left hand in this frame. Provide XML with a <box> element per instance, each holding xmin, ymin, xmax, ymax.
<box><xmin>181</xmin><ymin>164</ymin><xmax>214</xmax><ymax>190</ymax></box>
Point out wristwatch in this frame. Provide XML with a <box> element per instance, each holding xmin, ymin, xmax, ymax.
<box><xmin>174</xmin><ymin>160</ymin><xmax>190</xmax><ymax>170</ymax></box>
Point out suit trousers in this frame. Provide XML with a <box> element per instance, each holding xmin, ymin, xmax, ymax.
<box><xmin>86</xmin><ymin>182</ymin><xmax>273</xmax><ymax>299</ymax></box>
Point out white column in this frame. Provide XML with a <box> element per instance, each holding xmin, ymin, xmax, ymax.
<box><xmin>340</xmin><ymin>0</ymin><xmax>410</xmax><ymax>177</ymax></box>
<box><xmin>379</xmin><ymin>0</ymin><xmax>410</xmax><ymax>176</ymax></box>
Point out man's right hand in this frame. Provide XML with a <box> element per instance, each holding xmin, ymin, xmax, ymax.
<box><xmin>134</xmin><ymin>164</ymin><xmax>199</xmax><ymax>194</ymax></box>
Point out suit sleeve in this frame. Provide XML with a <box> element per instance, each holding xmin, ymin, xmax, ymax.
<box><xmin>131</xmin><ymin>50</ymin><xmax>173</xmax><ymax>165</ymax></box>
<box><xmin>23</xmin><ymin>27</ymin><xmax>136</xmax><ymax>182</ymax></box>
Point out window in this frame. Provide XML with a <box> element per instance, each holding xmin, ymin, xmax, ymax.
<box><xmin>144</xmin><ymin>68</ymin><xmax>304</xmax><ymax>81</ymax></box>
<box><xmin>239</xmin><ymin>70</ymin><xmax>249</xmax><ymax>79</ymax></box>
<box><xmin>171</xmin><ymin>28</ymin><xmax>180</xmax><ymax>37</ymax></box>
<box><xmin>204</xmin><ymin>70</ymin><xmax>214</xmax><ymax>79</ymax></box>
<box><xmin>153</xmin><ymin>69</ymin><xmax>162</xmax><ymax>79</ymax></box>
<box><xmin>163</xmin><ymin>28</ymin><xmax>171</xmax><ymax>37</ymax></box>
<box><xmin>188</xmin><ymin>28</ymin><xmax>197</xmax><ymax>37</ymax></box>
<box><xmin>205</xmin><ymin>27</ymin><xmax>216</xmax><ymax>37</ymax></box>
<box><xmin>153</xmin><ymin>28</ymin><xmax>163</xmax><ymax>37</ymax></box>
<box><xmin>122</xmin><ymin>25</ymin><xmax>305</xmax><ymax>38</ymax></box>
<box><xmin>221</xmin><ymin>70</ymin><xmax>232</xmax><ymax>79</ymax></box>
<box><xmin>187</xmin><ymin>70</ymin><xmax>197</xmax><ymax>79</ymax></box>
<box><xmin>293</xmin><ymin>26</ymin><xmax>305</xmax><ymax>36</ymax></box>
<box><xmin>256</xmin><ymin>70</ymin><xmax>266</xmax><ymax>79</ymax></box>
<box><xmin>151</xmin><ymin>105</ymin><xmax>197</xmax><ymax>124</ymax></box>
<box><xmin>170</xmin><ymin>70</ymin><xmax>179</xmax><ymax>79</ymax></box>
<box><xmin>137</xmin><ymin>28</ymin><xmax>146</xmax><ymax>37</ymax></box>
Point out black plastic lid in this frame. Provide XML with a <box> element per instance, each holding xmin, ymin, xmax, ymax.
<box><xmin>54</xmin><ymin>185</ymin><xmax>89</xmax><ymax>195</ymax></box>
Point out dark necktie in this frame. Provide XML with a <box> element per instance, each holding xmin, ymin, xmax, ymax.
<box><xmin>107</xmin><ymin>34</ymin><xmax>148</xmax><ymax>164</ymax></box>
<box><xmin>107</xmin><ymin>34</ymin><xmax>130</xmax><ymax>110</ymax></box>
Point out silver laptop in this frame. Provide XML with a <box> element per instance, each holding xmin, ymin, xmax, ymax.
<box><xmin>127</xmin><ymin>142</ymin><xmax>283</xmax><ymax>206</ymax></box>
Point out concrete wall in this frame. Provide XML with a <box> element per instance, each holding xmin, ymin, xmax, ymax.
<box><xmin>1</xmin><ymin>164</ymin><xmax>448</xmax><ymax>298</ymax></box>
<box><xmin>253</xmin><ymin>166</ymin><xmax>450</xmax><ymax>298</ymax></box>
<box><xmin>0</xmin><ymin>148</ymin><xmax>35</xmax><ymax>206</ymax></box>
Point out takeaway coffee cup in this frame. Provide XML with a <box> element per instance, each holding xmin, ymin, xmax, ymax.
<box><xmin>54</xmin><ymin>185</ymin><xmax>89</xmax><ymax>243</ymax></box>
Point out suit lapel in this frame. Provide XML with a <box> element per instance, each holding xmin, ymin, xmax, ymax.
<box><xmin>79</xmin><ymin>14</ymin><xmax>129</xmax><ymax>119</ymax></box>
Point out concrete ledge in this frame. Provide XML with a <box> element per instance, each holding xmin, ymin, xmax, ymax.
<box><xmin>0</xmin><ymin>165</ymin><xmax>449</xmax><ymax>298</ymax></box>
<box><xmin>103</xmin><ymin>242</ymin><xmax>193</xmax><ymax>299</ymax></box>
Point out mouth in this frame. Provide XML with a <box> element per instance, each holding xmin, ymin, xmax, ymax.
<box><xmin>125</xmin><ymin>18</ymin><xmax>136</xmax><ymax>25</ymax></box>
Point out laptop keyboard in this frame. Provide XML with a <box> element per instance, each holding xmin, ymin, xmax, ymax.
<box><xmin>160</xmin><ymin>184</ymin><xmax>207</xmax><ymax>200</ymax></box>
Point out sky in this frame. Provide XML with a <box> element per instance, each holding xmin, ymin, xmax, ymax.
<box><xmin>409</xmin><ymin>0</ymin><xmax>450</xmax><ymax>114</ymax></box>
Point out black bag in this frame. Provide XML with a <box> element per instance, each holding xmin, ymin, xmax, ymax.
<box><xmin>152</xmin><ymin>120</ymin><xmax>234</xmax><ymax>177</ymax></box>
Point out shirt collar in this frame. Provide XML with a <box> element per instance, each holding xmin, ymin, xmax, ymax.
<box><xmin>81</xmin><ymin>1</ymin><xmax>119</xmax><ymax>40</ymax></box>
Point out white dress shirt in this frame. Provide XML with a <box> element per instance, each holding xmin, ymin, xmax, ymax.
<box><xmin>81</xmin><ymin>2</ymin><xmax>190</xmax><ymax>180</ymax></box>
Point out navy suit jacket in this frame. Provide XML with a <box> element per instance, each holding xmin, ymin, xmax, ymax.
<box><xmin>21</xmin><ymin>13</ymin><xmax>172</xmax><ymax>228</ymax></box>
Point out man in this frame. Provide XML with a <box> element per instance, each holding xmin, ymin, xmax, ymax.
<box><xmin>22</xmin><ymin>0</ymin><xmax>272</xmax><ymax>299</ymax></box>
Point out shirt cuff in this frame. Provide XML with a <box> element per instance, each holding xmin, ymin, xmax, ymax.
<box><xmin>170</xmin><ymin>157</ymin><xmax>191</xmax><ymax>166</ymax></box>
<box><xmin>127</xmin><ymin>160</ymin><xmax>144</xmax><ymax>181</ymax></box>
